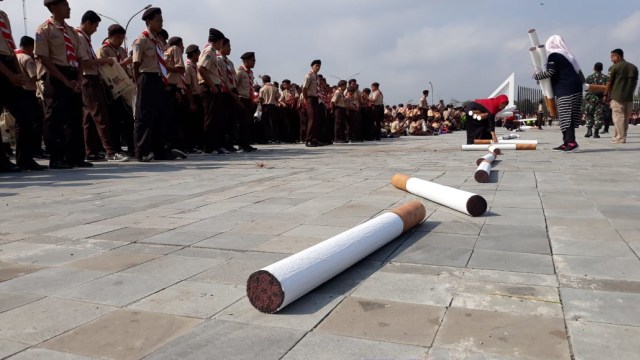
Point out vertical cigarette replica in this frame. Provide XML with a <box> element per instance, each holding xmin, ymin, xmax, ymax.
<box><xmin>247</xmin><ymin>201</ymin><xmax>426</xmax><ymax>313</ymax></box>
<box><xmin>528</xmin><ymin>29</ymin><xmax>557</xmax><ymax>118</ymax></box>
<box><xmin>392</xmin><ymin>174</ymin><xmax>487</xmax><ymax>217</ymax></box>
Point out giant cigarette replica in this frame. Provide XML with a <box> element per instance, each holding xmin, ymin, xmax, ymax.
<box><xmin>475</xmin><ymin>153</ymin><xmax>497</xmax><ymax>183</ymax></box>
<box><xmin>462</xmin><ymin>144</ymin><xmax>537</xmax><ymax>152</ymax></box>
<box><xmin>392</xmin><ymin>174</ymin><xmax>487</xmax><ymax>217</ymax></box>
<box><xmin>246</xmin><ymin>201</ymin><xmax>426</xmax><ymax>313</ymax></box>
<box><xmin>528</xmin><ymin>29</ymin><xmax>557</xmax><ymax>118</ymax></box>
<box><xmin>473</xmin><ymin>139</ymin><xmax>537</xmax><ymax>145</ymax></box>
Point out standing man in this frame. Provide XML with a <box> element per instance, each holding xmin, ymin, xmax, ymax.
<box><xmin>14</xmin><ymin>36</ymin><xmax>48</xmax><ymax>170</ymax></box>
<box><xmin>369</xmin><ymin>82</ymin><xmax>384</xmax><ymax>140</ymax></box>
<box><xmin>184</xmin><ymin>44</ymin><xmax>203</xmax><ymax>152</ymax></box>
<box><xmin>236</xmin><ymin>51</ymin><xmax>257</xmax><ymax>152</ymax></box>
<box><xmin>77</xmin><ymin>11</ymin><xmax>128</xmax><ymax>162</ymax></box>
<box><xmin>259</xmin><ymin>75</ymin><xmax>279</xmax><ymax>143</ymax></box>
<box><xmin>536</xmin><ymin>100</ymin><xmax>544</xmax><ymax>130</ymax></box>
<box><xmin>583</xmin><ymin>62</ymin><xmax>608</xmax><ymax>138</ymax></box>
<box><xmin>217</xmin><ymin>38</ymin><xmax>239</xmax><ymax>152</ymax></box>
<box><xmin>36</xmin><ymin>0</ymin><xmax>91</xmax><ymax>169</ymax></box>
<box><xmin>164</xmin><ymin>36</ymin><xmax>188</xmax><ymax>156</ymax></box>
<box><xmin>198</xmin><ymin>28</ymin><xmax>226</xmax><ymax>155</ymax></box>
<box><xmin>99</xmin><ymin>24</ymin><xmax>133</xmax><ymax>156</ymax></box>
<box><xmin>605</xmin><ymin>49</ymin><xmax>638</xmax><ymax>144</ymax></box>
<box><xmin>131</xmin><ymin>7</ymin><xmax>166</xmax><ymax>162</ymax></box>
<box><xmin>418</xmin><ymin>90</ymin><xmax>429</xmax><ymax>116</ymax></box>
<box><xmin>302</xmin><ymin>59</ymin><xmax>323</xmax><ymax>147</ymax></box>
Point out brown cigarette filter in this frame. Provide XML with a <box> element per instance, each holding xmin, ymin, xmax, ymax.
<box><xmin>545</xmin><ymin>97</ymin><xmax>557</xmax><ymax>118</ymax></box>
<box><xmin>474</xmin><ymin>139</ymin><xmax>492</xmax><ymax>145</ymax></box>
<box><xmin>515</xmin><ymin>144</ymin><xmax>537</xmax><ymax>150</ymax></box>
<box><xmin>391</xmin><ymin>173</ymin><xmax>410</xmax><ymax>191</ymax></box>
<box><xmin>391</xmin><ymin>200</ymin><xmax>427</xmax><ymax>232</ymax></box>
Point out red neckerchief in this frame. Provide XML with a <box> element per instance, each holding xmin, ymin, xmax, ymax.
<box><xmin>0</xmin><ymin>15</ymin><xmax>16</xmax><ymax>51</ymax></box>
<box><xmin>14</xmin><ymin>49</ymin><xmax>26</xmax><ymax>55</ymax></box>
<box><xmin>102</xmin><ymin>40</ymin><xmax>122</xmax><ymax>62</ymax></box>
<box><xmin>75</xmin><ymin>28</ymin><xmax>96</xmax><ymax>59</ymax></box>
<box><xmin>239</xmin><ymin>65</ymin><xmax>256</xmax><ymax>101</ymax></box>
<box><xmin>47</xmin><ymin>18</ymin><xmax>78</xmax><ymax>67</ymax></box>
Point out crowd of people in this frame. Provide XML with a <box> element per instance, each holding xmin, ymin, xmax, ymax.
<box><xmin>0</xmin><ymin>1</ymin><xmax>389</xmax><ymax>172</ymax></box>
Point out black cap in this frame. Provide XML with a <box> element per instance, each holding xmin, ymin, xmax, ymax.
<box><xmin>208</xmin><ymin>28</ymin><xmax>225</xmax><ymax>42</ymax></box>
<box><xmin>240</xmin><ymin>52</ymin><xmax>255</xmax><ymax>60</ymax></box>
<box><xmin>108</xmin><ymin>24</ymin><xmax>126</xmax><ymax>36</ymax></box>
<box><xmin>44</xmin><ymin>0</ymin><xmax>64</xmax><ymax>6</ymax></box>
<box><xmin>141</xmin><ymin>7</ymin><xmax>162</xmax><ymax>21</ymax></box>
<box><xmin>185</xmin><ymin>44</ymin><xmax>199</xmax><ymax>55</ymax></box>
<box><xmin>311</xmin><ymin>59</ymin><xmax>321</xmax><ymax>66</ymax></box>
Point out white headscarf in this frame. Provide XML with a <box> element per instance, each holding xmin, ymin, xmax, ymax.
<box><xmin>545</xmin><ymin>35</ymin><xmax>581</xmax><ymax>74</ymax></box>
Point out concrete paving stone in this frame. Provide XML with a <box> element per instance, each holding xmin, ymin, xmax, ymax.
<box><xmin>479</xmin><ymin>224</ymin><xmax>547</xmax><ymax>239</ymax></box>
<box><xmin>543</xmin><ymin>207</ymin><xmax>605</xmax><ymax>219</ymax></box>
<box><xmin>303</xmin><ymin>214</ymin><xmax>368</xmax><ymax>227</ymax></box>
<box><xmin>111</xmin><ymin>243</ymin><xmax>182</xmax><ymax>255</ymax></box>
<box><xmin>253</xmin><ymin>235</ymin><xmax>325</xmax><ymax>254</ymax></box>
<box><xmin>0</xmin><ymin>292</ymin><xmax>43</xmax><ymax>314</ymax></box>
<box><xmin>452</xmin><ymin>280</ymin><xmax>561</xmax><ymax>318</ymax></box>
<box><xmin>7</xmin><ymin>348</ymin><xmax>97</xmax><ymax>360</ymax></box>
<box><xmin>228</xmin><ymin>220</ymin><xmax>302</xmax><ymax>236</ymax></box>
<box><xmin>427</xmin><ymin>346</ymin><xmax>523</xmax><ymax>360</ymax></box>
<box><xmin>40</xmin><ymin>310</ymin><xmax>200</xmax><ymax>360</ymax></box>
<box><xmin>617</xmin><ymin>229</ymin><xmax>640</xmax><ymax>242</ymax></box>
<box><xmin>0</xmin><ymin>297</ymin><xmax>114</xmax><ymax>345</ymax></box>
<box><xmin>484</xmin><ymin>208</ymin><xmax>546</xmax><ymax>227</ymax></box>
<box><xmin>189</xmin><ymin>251</ymin><xmax>288</xmax><ymax>287</ymax></box>
<box><xmin>545</xmin><ymin>216</ymin><xmax>611</xmax><ymax>228</ymax></box>
<box><xmin>169</xmin><ymin>247</ymin><xmax>240</xmax><ymax>261</ymax></box>
<box><xmin>280</xmin><ymin>224</ymin><xmax>350</xmax><ymax>239</ymax></box>
<box><xmin>45</xmin><ymin>224</ymin><xmax>124</xmax><ymax>240</ymax></box>
<box><xmin>352</xmin><ymin>269</ymin><xmax>456</xmax><ymax>306</ymax></box>
<box><xmin>0</xmin><ymin>242</ymin><xmax>56</xmax><ymax>262</ymax></box>
<box><xmin>121</xmin><ymin>255</ymin><xmax>223</xmax><ymax>282</ymax></box>
<box><xmin>7</xmin><ymin>246</ymin><xmax>104</xmax><ymax>266</ymax></box>
<box><xmin>390</xmin><ymin>233</ymin><xmax>475</xmax><ymax>267</ymax></box>
<box><xmin>145</xmin><ymin>319</ymin><xmax>305</xmax><ymax>360</ymax></box>
<box><xmin>64</xmin><ymin>251</ymin><xmax>160</xmax><ymax>273</ymax></box>
<box><xmin>316</xmin><ymin>296</ymin><xmax>445</xmax><ymax>346</ymax></box>
<box><xmin>567</xmin><ymin>321</ymin><xmax>640</xmax><ymax>360</ymax></box>
<box><xmin>129</xmin><ymin>281</ymin><xmax>244</xmax><ymax>319</ymax></box>
<box><xmin>0</xmin><ymin>262</ymin><xmax>45</xmax><ymax>283</ymax></box>
<box><xmin>468</xmin><ymin>249</ymin><xmax>555</xmax><ymax>275</ymax></box>
<box><xmin>54</xmin><ymin>273</ymin><xmax>178</xmax><ymax>307</ymax></box>
<box><xmin>283</xmin><ymin>332</ymin><xmax>429</xmax><ymax>360</ymax></box>
<box><xmin>20</xmin><ymin>235</ymin><xmax>73</xmax><ymax>246</ymax></box>
<box><xmin>176</xmin><ymin>216</ymin><xmax>249</xmax><ymax>233</ymax></box>
<box><xmin>90</xmin><ymin>227</ymin><xmax>168</xmax><ymax>242</ymax></box>
<box><xmin>193</xmin><ymin>232</ymin><xmax>272</xmax><ymax>251</ymax></box>
<box><xmin>555</xmin><ymin>255</ymin><xmax>640</xmax><ymax>281</ymax></box>
<box><xmin>0</xmin><ymin>267</ymin><xmax>107</xmax><ymax>296</ymax></box>
<box><xmin>0</xmin><ymin>340</ymin><xmax>29</xmax><ymax>359</ymax></box>
<box><xmin>216</xmin><ymin>292</ymin><xmax>343</xmax><ymax>331</ymax></box>
<box><xmin>61</xmin><ymin>239</ymin><xmax>129</xmax><ymax>251</ymax></box>
<box><xmin>548</xmin><ymin>225</ymin><xmax>623</xmax><ymax>242</ymax></box>
<box><xmin>561</xmin><ymin>288</ymin><xmax>640</xmax><ymax>326</ymax></box>
<box><xmin>463</xmin><ymin>268</ymin><xmax>558</xmax><ymax>287</ymax></box>
<box><xmin>474</xmin><ymin>234</ymin><xmax>551</xmax><ymax>255</ymax></box>
<box><xmin>434</xmin><ymin>308</ymin><xmax>570</xmax><ymax>359</ymax></box>
<box><xmin>130</xmin><ymin>216</ymin><xmax>201</xmax><ymax>230</ymax></box>
<box><xmin>551</xmin><ymin>238</ymin><xmax>634</xmax><ymax>257</ymax></box>
<box><xmin>168</xmin><ymin>202</ymin><xmax>252</xmax><ymax>219</ymax></box>
<box><xmin>311</xmin><ymin>260</ymin><xmax>383</xmax><ymax>297</ymax></box>
<box><xmin>139</xmin><ymin>230</ymin><xmax>217</xmax><ymax>246</ymax></box>
<box><xmin>415</xmin><ymin>209</ymin><xmax>485</xmax><ymax>235</ymax></box>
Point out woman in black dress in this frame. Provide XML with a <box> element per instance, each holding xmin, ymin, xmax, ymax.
<box><xmin>464</xmin><ymin>94</ymin><xmax>509</xmax><ymax>144</ymax></box>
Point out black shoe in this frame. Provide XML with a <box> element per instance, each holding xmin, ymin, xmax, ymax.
<box><xmin>225</xmin><ymin>147</ymin><xmax>239</xmax><ymax>153</ymax></box>
<box><xmin>601</xmin><ymin>130</ymin><xmax>609</xmax><ymax>134</ymax></box>
<box><xmin>49</xmin><ymin>160</ymin><xmax>74</xmax><ymax>169</ymax></box>
<box><xmin>86</xmin><ymin>154</ymin><xmax>107</xmax><ymax>162</ymax></box>
<box><xmin>19</xmin><ymin>161</ymin><xmax>48</xmax><ymax>171</ymax></box>
<box><xmin>564</xmin><ymin>143</ymin><xmax>579</xmax><ymax>152</ymax></box>
<box><xmin>552</xmin><ymin>144</ymin><xmax>567</xmax><ymax>152</ymax></box>
<box><xmin>584</xmin><ymin>128</ymin><xmax>592</xmax><ymax>138</ymax></box>
<box><xmin>75</xmin><ymin>160</ymin><xmax>94</xmax><ymax>168</ymax></box>
<box><xmin>316</xmin><ymin>141</ymin><xmax>329</xmax><ymax>147</ymax></box>
<box><xmin>138</xmin><ymin>153</ymin><xmax>154</xmax><ymax>162</ymax></box>
<box><xmin>0</xmin><ymin>160</ymin><xmax>21</xmax><ymax>172</ymax></box>
<box><xmin>334</xmin><ymin>140</ymin><xmax>348</xmax><ymax>144</ymax></box>
<box><xmin>305</xmin><ymin>142</ymin><xmax>319</xmax><ymax>148</ymax></box>
<box><xmin>594</xmin><ymin>129</ymin><xmax>600</xmax><ymax>138</ymax></box>
<box><xmin>170</xmin><ymin>148</ymin><xmax>188</xmax><ymax>159</ymax></box>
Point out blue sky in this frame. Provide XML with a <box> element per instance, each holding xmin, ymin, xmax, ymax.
<box><xmin>3</xmin><ymin>0</ymin><xmax>638</xmax><ymax>104</ymax></box>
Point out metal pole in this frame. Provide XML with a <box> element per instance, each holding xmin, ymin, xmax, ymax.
<box><xmin>428</xmin><ymin>82</ymin><xmax>434</xmax><ymax>105</ymax></box>
<box><xmin>22</xmin><ymin>0</ymin><xmax>27</xmax><ymax>35</ymax></box>
<box><xmin>124</xmin><ymin>5</ymin><xmax>152</xmax><ymax>52</ymax></box>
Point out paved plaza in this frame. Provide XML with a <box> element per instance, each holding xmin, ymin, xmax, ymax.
<box><xmin>0</xmin><ymin>125</ymin><xmax>639</xmax><ymax>360</ymax></box>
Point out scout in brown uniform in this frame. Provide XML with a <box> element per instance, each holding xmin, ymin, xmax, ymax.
<box><xmin>361</xmin><ymin>87</ymin><xmax>372</xmax><ymax>141</ymax></box>
<box><xmin>131</xmin><ymin>7</ymin><xmax>168</xmax><ymax>162</ymax></box>
<box><xmin>302</xmin><ymin>59</ymin><xmax>324</xmax><ymax>147</ymax></box>
<box><xmin>346</xmin><ymin>79</ymin><xmax>362</xmax><ymax>142</ymax></box>
<box><xmin>259</xmin><ymin>75</ymin><xmax>280</xmax><ymax>143</ymax></box>
<box><xmin>163</xmin><ymin>36</ymin><xmax>188</xmax><ymax>155</ymax></box>
<box><xmin>369</xmin><ymin>82</ymin><xmax>384</xmax><ymax>140</ymax></box>
<box><xmin>197</xmin><ymin>28</ymin><xmax>226</xmax><ymax>155</ymax></box>
<box><xmin>0</xmin><ymin>5</ymin><xmax>31</xmax><ymax>172</ymax></box>
<box><xmin>216</xmin><ymin>38</ymin><xmax>239</xmax><ymax>152</ymax></box>
<box><xmin>235</xmin><ymin>51</ymin><xmax>257</xmax><ymax>152</ymax></box>
<box><xmin>184</xmin><ymin>44</ymin><xmax>203</xmax><ymax>152</ymax></box>
<box><xmin>278</xmin><ymin>79</ymin><xmax>299</xmax><ymax>143</ymax></box>
<box><xmin>331</xmin><ymin>80</ymin><xmax>348</xmax><ymax>143</ymax></box>
<box><xmin>98</xmin><ymin>24</ymin><xmax>133</xmax><ymax>155</ymax></box>
<box><xmin>36</xmin><ymin>0</ymin><xmax>91</xmax><ymax>169</ymax></box>
<box><xmin>77</xmin><ymin>11</ymin><xmax>128</xmax><ymax>163</ymax></box>
<box><xmin>14</xmin><ymin>36</ymin><xmax>48</xmax><ymax>170</ymax></box>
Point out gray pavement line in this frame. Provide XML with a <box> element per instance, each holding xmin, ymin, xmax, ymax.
<box><xmin>490</xmin><ymin>292</ymin><xmax>561</xmax><ymax>304</ymax></box>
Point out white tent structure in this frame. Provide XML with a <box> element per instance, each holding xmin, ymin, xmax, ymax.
<box><xmin>489</xmin><ymin>72</ymin><xmax>516</xmax><ymax>109</ymax></box>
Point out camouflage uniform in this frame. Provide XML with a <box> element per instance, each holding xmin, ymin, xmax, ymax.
<box><xmin>583</xmin><ymin>72</ymin><xmax>609</xmax><ymax>130</ymax></box>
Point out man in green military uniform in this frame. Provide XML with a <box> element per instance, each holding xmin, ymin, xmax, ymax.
<box><xmin>583</xmin><ymin>62</ymin><xmax>608</xmax><ymax>138</ymax></box>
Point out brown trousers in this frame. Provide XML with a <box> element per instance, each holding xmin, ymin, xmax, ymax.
<box><xmin>82</xmin><ymin>75</ymin><xmax>114</xmax><ymax>156</ymax></box>
<box><xmin>305</xmin><ymin>96</ymin><xmax>319</xmax><ymax>143</ymax></box>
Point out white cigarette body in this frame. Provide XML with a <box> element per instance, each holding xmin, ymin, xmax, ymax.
<box><xmin>528</xmin><ymin>29</ymin><xmax>540</xmax><ymax>48</ymax></box>
<box><xmin>476</xmin><ymin>152</ymin><xmax>496</xmax><ymax>166</ymax></box>
<box><xmin>247</xmin><ymin>201</ymin><xmax>426</xmax><ymax>313</ymax></box>
<box><xmin>475</xmin><ymin>161</ymin><xmax>492</xmax><ymax>183</ymax></box>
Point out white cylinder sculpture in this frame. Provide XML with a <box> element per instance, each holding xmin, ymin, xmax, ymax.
<box><xmin>462</xmin><ymin>144</ymin><xmax>536</xmax><ymax>152</ymax></box>
<box><xmin>392</xmin><ymin>174</ymin><xmax>487</xmax><ymax>217</ymax></box>
<box><xmin>474</xmin><ymin>139</ymin><xmax>538</xmax><ymax>145</ymax></box>
<box><xmin>475</xmin><ymin>161</ymin><xmax>492</xmax><ymax>183</ymax></box>
<box><xmin>528</xmin><ymin>28</ymin><xmax>541</xmax><ymax>47</ymax></box>
<box><xmin>476</xmin><ymin>152</ymin><xmax>496</xmax><ymax>166</ymax></box>
<box><xmin>246</xmin><ymin>201</ymin><xmax>426</xmax><ymax>313</ymax></box>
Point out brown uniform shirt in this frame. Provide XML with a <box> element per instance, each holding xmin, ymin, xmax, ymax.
<box><xmin>197</xmin><ymin>45</ymin><xmax>222</xmax><ymax>86</ymax></box>
<box><xmin>164</xmin><ymin>45</ymin><xmax>184</xmax><ymax>86</ymax></box>
<box><xmin>279</xmin><ymin>88</ymin><xmax>298</xmax><ymax>107</ymax></box>
<box><xmin>259</xmin><ymin>83</ymin><xmax>278</xmax><ymax>105</ymax></box>
<box><xmin>344</xmin><ymin>88</ymin><xmax>361</xmax><ymax>107</ymax></box>
<box><xmin>303</xmin><ymin>71</ymin><xmax>319</xmax><ymax>97</ymax></box>
<box><xmin>217</xmin><ymin>55</ymin><xmax>237</xmax><ymax>91</ymax></box>
<box><xmin>131</xmin><ymin>31</ymin><xmax>161</xmax><ymax>74</ymax></box>
<box><xmin>370</xmin><ymin>89</ymin><xmax>384</xmax><ymax>106</ymax></box>
<box><xmin>15</xmin><ymin>52</ymin><xmax>37</xmax><ymax>91</ymax></box>
<box><xmin>0</xmin><ymin>10</ymin><xmax>15</xmax><ymax>56</ymax></box>
<box><xmin>332</xmin><ymin>88</ymin><xmax>346</xmax><ymax>108</ymax></box>
<box><xmin>98</xmin><ymin>42</ymin><xmax>127</xmax><ymax>61</ymax></box>
<box><xmin>35</xmin><ymin>18</ymin><xmax>83</xmax><ymax>77</ymax></box>
<box><xmin>236</xmin><ymin>66</ymin><xmax>254</xmax><ymax>99</ymax></box>
<box><xmin>76</xmin><ymin>29</ymin><xmax>98</xmax><ymax>76</ymax></box>
<box><xmin>185</xmin><ymin>60</ymin><xmax>200</xmax><ymax>95</ymax></box>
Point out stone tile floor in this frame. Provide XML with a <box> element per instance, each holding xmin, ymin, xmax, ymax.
<box><xmin>1</xmin><ymin>126</ymin><xmax>639</xmax><ymax>359</ymax></box>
